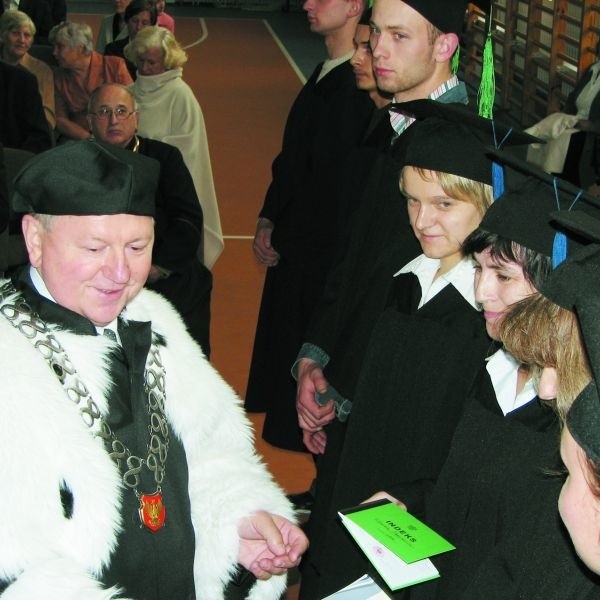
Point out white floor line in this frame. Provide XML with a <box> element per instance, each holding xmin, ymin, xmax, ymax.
<box><xmin>182</xmin><ymin>17</ymin><xmax>209</xmax><ymax>48</ymax></box>
<box><xmin>224</xmin><ymin>235</ymin><xmax>255</xmax><ymax>239</ymax></box>
<box><xmin>262</xmin><ymin>18</ymin><xmax>306</xmax><ymax>84</ymax></box>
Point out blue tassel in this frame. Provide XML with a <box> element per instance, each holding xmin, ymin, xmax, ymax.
<box><xmin>492</xmin><ymin>162</ymin><xmax>504</xmax><ymax>200</ymax></box>
<box><xmin>552</xmin><ymin>231</ymin><xmax>567</xmax><ymax>269</ymax></box>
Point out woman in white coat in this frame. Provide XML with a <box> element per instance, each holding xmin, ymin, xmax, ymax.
<box><xmin>125</xmin><ymin>26</ymin><xmax>224</xmax><ymax>269</ymax></box>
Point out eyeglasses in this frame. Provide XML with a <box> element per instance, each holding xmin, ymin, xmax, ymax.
<box><xmin>90</xmin><ymin>107</ymin><xmax>136</xmax><ymax>120</ymax></box>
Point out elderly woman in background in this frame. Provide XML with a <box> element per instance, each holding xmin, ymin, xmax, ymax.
<box><xmin>0</xmin><ymin>11</ymin><xmax>55</xmax><ymax>131</ymax></box>
<box><xmin>96</xmin><ymin>0</ymin><xmax>132</xmax><ymax>53</ymax></box>
<box><xmin>50</xmin><ymin>21</ymin><xmax>132</xmax><ymax>141</ymax></box>
<box><xmin>104</xmin><ymin>0</ymin><xmax>156</xmax><ymax>79</ymax></box>
<box><xmin>126</xmin><ymin>26</ymin><xmax>223</xmax><ymax>268</ymax></box>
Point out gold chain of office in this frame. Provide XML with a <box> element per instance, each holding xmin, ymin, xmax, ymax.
<box><xmin>0</xmin><ymin>280</ymin><xmax>169</xmax><ymax>491</ymax></box>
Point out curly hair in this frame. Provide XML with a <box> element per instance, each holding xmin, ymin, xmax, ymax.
<box><xmin>49</xmin><ymin>21</ymin><xmax>94</xmax><ymax>55</ymax></box>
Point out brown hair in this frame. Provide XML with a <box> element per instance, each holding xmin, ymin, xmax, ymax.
<box><xmin>500</xmin><ymin>293</ymin><xmax>590</xmax><ymax>418</ymax></box>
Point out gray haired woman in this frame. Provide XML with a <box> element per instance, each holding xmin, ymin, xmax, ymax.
<box><xmin>50</xmin><ymin>21</ymin><xmax>132</xmax><ymax>141</ymax></box>
<box><xmin>126</xmin><ymin>26</ymin><xmax>223</xmax><ymax>268</ymax></box>
<box><xmin>0</xmin><ymin>10</ymin><xmax>55</xmax><ymax>130</ymax></box>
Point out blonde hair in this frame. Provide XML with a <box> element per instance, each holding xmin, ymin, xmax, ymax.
<box><xmin>0</xmin><ymin>10</ymin><xmax>35</xmax><ymax>41</ymax></box>
<box><xmin>399</xmin><ymin>167</ymin><xmax>493</xmax><ymax>217</ymax></box>
<box><xmin>124</xmin><ymin>25</ymin><xmax>187</xmax><ymax>70</ymax></box>
<box><xmin>500</xmin><ymin>293</ymin><xmax>591</xmax><ymax>418</ymax></box>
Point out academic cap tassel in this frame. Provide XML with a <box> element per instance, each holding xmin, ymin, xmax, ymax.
<box><xmin>477</xmin><ymin>12</ymin><xmax>496</xmax><ymax>119</ymax></box>
<box><xmin>451</xmin><ymin>46</ymin><xmax>460</xmax><ymax>75</ymax></box>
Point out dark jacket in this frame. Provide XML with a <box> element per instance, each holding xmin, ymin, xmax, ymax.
<box><xmin>16</xmin><ymin>0</ymin><xmax>54</xmax><ymax>42</ymax></box>
<box><xmin>0</xmin><ymin>62</ymin><xmax>52</xmax><ymax>153</ymax></box>
<box><xmin>136</xmin><ymin>137</ymin><xmax>213</xmax><ymax>357</ymax></box>
<box><xmin>104</xmin><ymin>37</ymin><xmax>137</xmax><ymax>80</ymax></box>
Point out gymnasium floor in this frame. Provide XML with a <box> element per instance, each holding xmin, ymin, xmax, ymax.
<box><xmin>69</xmin><ymin>7</ymin><xmax>322</xmax><ymax>596</ymax></box>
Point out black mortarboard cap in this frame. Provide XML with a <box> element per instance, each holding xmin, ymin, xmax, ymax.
<box><xmin>392</xmin><ymin>100</ymin><xmax>539</xmax><ymax>186</ymax></box>
<box><xmin>541</xmin><ymin>242</ymin><xmax>600</xmax><ymax>463</ymax></box>
<box><xmin>478</xmin><ymin>149</ymin><xmax>598</xmax><ymax>261</ymax></box>
<box><xmin>12</xmin><ymin>140</ymin><xmax>159</xmax><ymax>217</ymax></box>
<box><xmin>540</xmin><ymin>244</ymin><xmax>600</xmax><ymax>339</ymax></box>
<box><xmin>550</xmin><ymin>207</ymin><xmax>600</xmax><ymax>247</ymax></box>
<box><xmin>402</xmin><ymin>0</ymin><xmax>470</xmax><ymax>35</ymax></box>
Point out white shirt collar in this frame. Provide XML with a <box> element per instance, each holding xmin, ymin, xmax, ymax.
<box><xmin>395</xmin><ymin>255</ymin><xmax>479</xmax><ymax>310</ymax></box>
<box><xmin>485</xmin><ymin>347</ymin><xmax>537</xmax><ymax>415</ymax></box>
<box><xmin>29</xmin><ymin>265</ymin><xmax>55</xmax><ymax>302</ymax></box>
<box><xmin>28</xmin><ymin>266</ymin><xmax>120</xmax><ymax>338</ymax></box>
<box><xmin>318</xmin><ymin>50</ymin><xmax>354</xmax><ymax>82</ymax></box>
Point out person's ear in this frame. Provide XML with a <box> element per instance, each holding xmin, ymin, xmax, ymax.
<box><xmin>347</xmin><ymin>0</ymin><xmax>362</xmax><ymax>19</ymax></box>
<box><xmin>86</xmin><ymin>113</ymin><xmax>94</xmax><ymax>133</ymax></box>
<box><xmin>433</xmin><ymin>32</ymin><xmax>459</xmax><ymax>63</ymax></box>
<box><xmin>21</xmin><ymin>214</ymin><xmax>45</xmax><ymax>268</ymax></box>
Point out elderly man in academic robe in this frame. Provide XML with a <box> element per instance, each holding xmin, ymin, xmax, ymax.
<box><xmin>0</xmin><ymin>140</ymin><xmax>306</xmax><ymax>599</ymax></box>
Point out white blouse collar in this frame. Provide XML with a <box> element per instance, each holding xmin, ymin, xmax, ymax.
<box><xmin>395</xmin><ymin>255</ymin><xmax>479</xmax><ymax>310</ymax></box>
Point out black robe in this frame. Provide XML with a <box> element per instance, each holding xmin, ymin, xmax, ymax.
<box><xmin>408</xmin><ymin>365</ymin><xmax>600</xmax><ymax>600</ymax></box>
<box><xmin>245</xmin><ymin>59</ymin><xmax>373</xmax><ymax>450</ymax></box>
<box><xmin>137</xmin><ymin>137</ymin><xmax>213</xmax><ymax>357</ymax></box>
<box><xmin>299</xmin><ymin>269</ymin><xmax>490</xmax><ymax>599</ymax></box>
<box><xmin>302</xmin><ymin>86</ymin><xmax>469</xmax><ymax>405</ymax></box>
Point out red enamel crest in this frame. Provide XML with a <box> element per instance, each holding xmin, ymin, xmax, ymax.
<box><xmin>138</xmin><ymin>491</ymin><xmax>166</xmax><ymax>532</ymax></box>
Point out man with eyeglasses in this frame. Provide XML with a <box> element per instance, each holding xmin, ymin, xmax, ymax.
<box><xmin>87</xmin><ymin>82</ymin><xmax>213</xmax><ymax>357</ymax></box>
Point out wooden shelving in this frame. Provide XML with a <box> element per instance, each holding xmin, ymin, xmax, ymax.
<box><xmin>460</xmin><ymin>0</ymin><xmax>600</xmax><ymax>127</ymax></box>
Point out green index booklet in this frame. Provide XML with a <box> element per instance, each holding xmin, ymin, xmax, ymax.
<box><xmin>337</xmin><ymin>499</ymin><xmax>455</xmax><ymax>593</ymax></box>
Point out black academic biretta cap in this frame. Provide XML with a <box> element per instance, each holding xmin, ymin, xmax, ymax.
<box><xmin>12</xmin><ymin>140</ymin><xmax>159</xmax><ymax>217</ymax></box>
<box><xmin>402</xmin><ymin>0</ymin><xmax>470</xmax><ymax>35</ymax></box>
<box><xmin>478</xmin><ymin>149</ymin><xmax>597</xmax><ymax>259</ymax></box>
<box><xmin>392</xmin><ymin>100</ymin><xmax>539</xmax><ymax>186</ymax></box>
